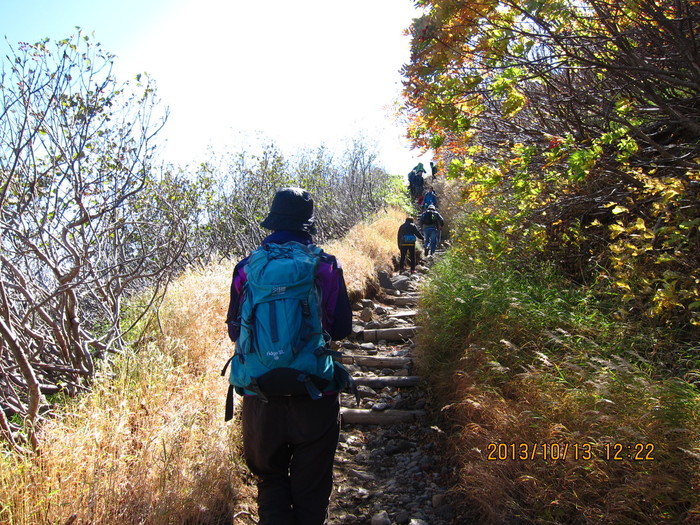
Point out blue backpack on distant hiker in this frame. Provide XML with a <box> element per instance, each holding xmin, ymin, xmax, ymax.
<box><xmin>400</xmin><ymin>233</ymin><xmax>417</xmax><ymax>245</ymax></box>
<box><xmin>222</xmin><ymin>241</ymin><xmax>352</xmax><ymax>413</ymax></box>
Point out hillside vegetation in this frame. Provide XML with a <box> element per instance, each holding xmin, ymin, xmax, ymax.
<box><xmin>418</xmin><ymin>240</ymin><xmax>700</xmax><ymax>523</ymax></box>
<box><xmin>3</xmin><ymin>2</ymin><xmax>700</xmax><ymax>523</ymax></box>
<box><xmin>403</xmin><ymin>0</ymin><xmax>700</xmax><ymax>523</ymax></box>
<box><xmin>0</xmin><ymin>206</ymin><xmax>408</xmax><ymax>524</ymax></box>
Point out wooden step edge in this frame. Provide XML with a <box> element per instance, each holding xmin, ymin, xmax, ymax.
<box><xmin>340</xmin><ymin>408</ymin><xmax>427</xmax><ymax>425</ymax></box>
<box><xmin>340</xmin><ymin>356</ymin><xmax>412</xmax><ymax>368</ymax></box>
<box><xmin>388</xmin><ymin>310</ymin><xmax>417</xmax><ymax>318</ymax></box>
<box><xmin>380</xmin><ymin>296</ymin><xmax>420</xmax><ymax>306</ymax></box>
<box><xmin>353</xmin><ymin>376</ymin><xmax>420</xmax><ymax>388</ymax></box>
<box><xmin>393</xmin><ymin>296</ymin><xmax>420</xmax><ymax>306</ymax></box>
<box><xmin>362</xmin><ymin>327</ymin><xmax>420</xmax><ymax>343</ymax></box>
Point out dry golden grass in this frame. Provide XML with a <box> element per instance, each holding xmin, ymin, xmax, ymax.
<box><xmin>443</xmin><ymin>358</ymin><xmax>700</xmax><ymax>524</ymax></box>
<box><xmin>322</xmin><ymin>206</ymin><xmax>405</xmax><ymax>301</ymax></box>
<box><xmin>0</xmin><ymin>264</ymin><xmax>253</xmax><ymax>524</ymax></box>
<box><xmin>0</xmin><ymin>207</ymin><xmax>408</xmax><ymax>524</ymax></box>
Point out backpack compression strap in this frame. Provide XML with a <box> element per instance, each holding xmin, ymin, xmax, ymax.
<box><xmin>224</xmin><ymin>385</ymin><xmax>235</xmax><ymax>421</ymax></box>
<box><xmin>298</xmin><ymin>373</ymin><xmax>323</xmax><ymax>400</ymax></box>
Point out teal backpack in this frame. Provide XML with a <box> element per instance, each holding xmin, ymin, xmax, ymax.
<box><xmin>223</xmin><ymin>242</ymin><xmax>352</xmax><ymax>419</ymax></box>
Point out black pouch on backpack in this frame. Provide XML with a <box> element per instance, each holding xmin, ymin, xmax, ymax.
<box><xmin>256</xmin><ymin>367</ymin><xmax>330</xmax><ymax>397</ymax></box>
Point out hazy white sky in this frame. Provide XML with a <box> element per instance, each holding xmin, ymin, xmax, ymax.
<box><xmin>2</xmin><ymin>0</ymin><xmax>432</xmax><ymax>174</ymax></box>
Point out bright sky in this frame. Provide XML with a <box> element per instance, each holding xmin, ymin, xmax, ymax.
<box><xmin>1</xmin><ymin>0</ymin><xmax>432</xmax><ymax>175</ymax></box>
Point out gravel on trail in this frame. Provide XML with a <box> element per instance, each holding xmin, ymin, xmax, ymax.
<box><xmin>328</xmin><ymin>260</ymin><xmax>457</xmax><ymax>525</ymax></box>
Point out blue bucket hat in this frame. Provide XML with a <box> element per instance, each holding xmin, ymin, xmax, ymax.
<box><xmin>260</xmin><ymin>187</ymin><xmax>317</xmax><ymax>234</ymax></box>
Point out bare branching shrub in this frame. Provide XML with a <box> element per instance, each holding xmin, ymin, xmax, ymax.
<box><xmin>0</xmin><ymin>31</ymin><xmax>403</xmax><ymax>452</ymax></box>
<box><xmin>0</xmin><ymin>33</ymin><xmax>182</xmax><ymax>449</ymax></box>
<box><xmin>190</xmin><ymin>138</ymin><xmax>403</xmax><ymax>261</ymax></box>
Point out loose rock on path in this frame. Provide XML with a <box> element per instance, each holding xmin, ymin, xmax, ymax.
<box><xmin>328</xmin><ymin>258</ymin><xmax>456</xmax><ymax>525</ymax></box>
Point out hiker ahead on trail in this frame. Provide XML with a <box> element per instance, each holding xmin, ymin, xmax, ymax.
<box><xmin>420</xmin><ymin>205</ymin><xmax>444</xmax><ymax>256</ymax></box>
<box><xmin>422</xmin><ymin>187</ymin><xmax>438</xmax><ymax>210</ymax></box>
<box><xmin>408</xmin><ymin>162</ymin><xmax>426</xmax><ymax>201</ymax></box>
<box><xmin>397</xmin><ymin>217</ymin><xmax>424</xmax><ymax>274</ymax></box>
<box><xmin>430</xmin><ymin>161</ymin><xmax>439</xmax><ymax>180</ymax></box>
<box><xmin>224</xmin><ymin>187</ymin><xmax>353</xmax><ymax>525</ymax></box>
<box><xmin>408</xmin><ymin>170</ymin><xmax>423</xmax><ymax>201</ymax></box>
<box><xmin>413</xmin><ymin>163</ymin><xmax>426</xmax><ymax>199</ymax></box>
<box><xmin>413</xmin><ymin>162</ymin><xmax>426</xmax><ymax>176</ymax></box>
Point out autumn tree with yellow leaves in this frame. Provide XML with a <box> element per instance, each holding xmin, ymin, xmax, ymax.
<box><xmin>403</xmin><ymin>2</ymin><xmax>700</xmax><ymax>522</ymax></box>
<box><xmin>402</xmin><ymin>0</ymin><xmax>699</xmax><ymax>330</ymax></box>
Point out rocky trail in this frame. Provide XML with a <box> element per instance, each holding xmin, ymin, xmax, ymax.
<box><xmin>328</xmin><ymin>256</ymin><xmax>456</xmax><ymax>525</ymax></box>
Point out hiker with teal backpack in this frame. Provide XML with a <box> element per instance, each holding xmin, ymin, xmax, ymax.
<box><xmin>224</xmin><ymin>187</ymin><xmax>352</xmax><ymax>525</ymax></box>
<box><xmin>420</xmin><ymin>204</ymin><xmax>444</xmax><ymax>256</ymax></box>
<box><xmin>397</xmin><ymin>217</ymin><xmax>424</xmax><ymax>273</ymax></box>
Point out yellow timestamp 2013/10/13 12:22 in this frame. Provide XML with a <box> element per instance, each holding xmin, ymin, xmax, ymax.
<box><xmin>486</xmin><ymin>442</ymin><xmax>655</xmax><ymax>461</ymax></box>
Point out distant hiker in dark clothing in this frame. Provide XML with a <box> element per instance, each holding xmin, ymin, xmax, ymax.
<box><xmin>407</xmin><ymin>170</ymin><xmax>418</xmax><ymax>200</ymax></box>
<box><xmin>420</xmin><ymin>204</ymin><xmax>444</xmax><ymax>256</ymax></box>
<box><xmin>413</xmin><ymin>163</ymin><xmax>425</xmax><ymax>199</ymax></box>
<box><xmin>225</xmin><ymin>187</ymin><xmax>352</xmax><ymax>525</ymax></box>
<box><xmin>422</xmin><ymin>187</ymin><xmax>438</xmax><ymax>210</ymax></box>
<box><xmin>397</xmin><ymin>217</ymin><xmax>424</xmax><ymax>273</ymax></box>
<box><xmin>430</xmin><ymin>161</ymin><xmax>439</xmax><ymax>180</ymax></box>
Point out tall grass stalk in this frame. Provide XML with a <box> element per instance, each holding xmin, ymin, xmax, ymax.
<box><xmin>323</xmin><ymin>206</ymin><xmax>406</xmax><ymax>300</ymax></box>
